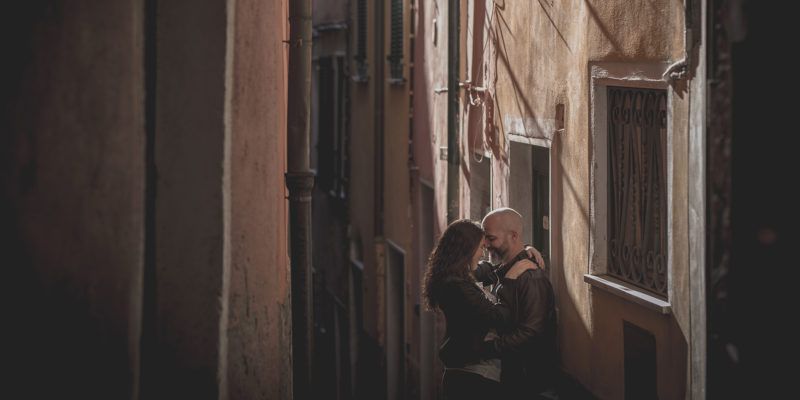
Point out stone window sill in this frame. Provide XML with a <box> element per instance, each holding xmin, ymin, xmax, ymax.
<box><xmin>584</xmin><ymin>274</ymin><xmax>671</xmax><ymax>314</ymax></box>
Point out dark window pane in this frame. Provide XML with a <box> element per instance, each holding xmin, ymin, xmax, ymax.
<box><xmin>317</xmin><ymin>57</ymin><xmax>334</xmax><ymax>191</ymax></box>
<box><xmin>389</xmin><ymin>0</ymin><xmax>403</xmax><ymax>80</ymax></box>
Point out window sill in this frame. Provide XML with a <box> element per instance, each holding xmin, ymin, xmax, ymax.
<box><xmin>583</xmin><ymin>274</ymin><xmax>671</xmax><ymax>315</ymax></box>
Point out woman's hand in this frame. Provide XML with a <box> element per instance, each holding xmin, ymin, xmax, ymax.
<box><xmin>506</xmin><ymin>259</ymin><xmax>538</xmax><ymax>279</ymax></box>
<box><xmin>523</xmin><ymin>245</ymin><xmax>545</xmax><ymax>268</ymax></box>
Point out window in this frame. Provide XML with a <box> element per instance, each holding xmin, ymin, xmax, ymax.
<box><xmin>586</xmin><ymin>63</ymin><xmax>673</xmax><ymax>313</ymax></box>
<box><xmin>388</xmin><ymin>0</ymin><xmax>404</xmax><ymax>82</ymax></box>
<box><xmin>316</xmin><ymin>56</ymin><xmax>349</xmax><ymax>198</ymax></box>
<box><xmin>354</xmin><ymin>0</ymin><xmax>368</xmax><ymax>81</ymax></box>
<box><xmin>606</xmin><ymin>86</ymin><xmax>668</xmax><ymax>297</ymax></box>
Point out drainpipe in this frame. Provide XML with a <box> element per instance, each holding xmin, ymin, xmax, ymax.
<box><xmin>447</xmin><ymin>0</ymin><xmax>460</xmax><ymax>223</ymax></box>
<box><xmin>374</xmin><ymin>0</ymin><xmax>385</xmax><ymax>236</ymax></box>
<box><xmin>285</xmin><ymin>0</ymin><xmax>314</xmax><ymax>397</ymax></box>
<box><xmin>663</xmin><ymin>0</ymin><xmax>697</xmax><ymax>83</ymax></box>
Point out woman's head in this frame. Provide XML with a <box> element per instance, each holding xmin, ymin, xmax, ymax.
<box><xmin>422</xmin><ymin>219</ymin><xmax>486</xmax><ymax>310</ymax></box>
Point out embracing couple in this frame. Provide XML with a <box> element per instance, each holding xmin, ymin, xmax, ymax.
<box><xmin>423</xmin><ymin>208</ymin><xmax>558</xmax><ymax>400</ymax></box>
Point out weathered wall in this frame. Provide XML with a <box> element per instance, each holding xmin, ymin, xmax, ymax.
<box><xmin>347</xmin><ymin>0</ymin><xmax>377</xmax><ymax>340</ymax></box>
<box><xmin>2</xmin><ymin>1</ymin><xmax>145</xmax><ymax>398</ymax></box>
<box><xmin>382</xmin><ymin>4</ymin><xmax>412</xmax><ymax>256</ymax></box>
<box><xmin>414</xmin><ymin>0</ymin><xmax>447</xmax><ymax>193</ymax></box>
<box><xmin>153</xmin><ymin>0</ymin><xmax>291</xmax><ymax>398</ymax></box>
<box><xmin>481</xmin><ymin>1</ymin><xmax>691</xmax><ymax>398</ymax></box>
<box><xmin>413</xmin><ymin>0</ymin><xmax>450</xmax><ymax>397</ymax></box>
<box><xmin>3</xmin><ymin>1</ymin><xmax>291</xmax><ymax>398</ymax></box>
<box><xmin>313</xmin><ymin>0</ymin><xmax>347</xmax><ymax>24</ymax></box>
<box><xmin>227</xmin><ymin>0</ymin><xmax>291</xmax><ymax>398</ymax></box>
<box><xmin>153</xmin><ymin>2</ymin><xmax>229</xmax><ymax>396</ymax></box>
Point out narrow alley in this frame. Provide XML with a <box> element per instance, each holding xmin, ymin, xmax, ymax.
<box><xmin>1</xmin><ymin>1</ymin><xmax>792</xmax><ymax>399</ymax></box>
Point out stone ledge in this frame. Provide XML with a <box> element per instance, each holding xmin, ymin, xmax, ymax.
<box><xmin>584</xmin><ymin>274</ymin><xmax>671</xmax><ymax>314</ymax></box>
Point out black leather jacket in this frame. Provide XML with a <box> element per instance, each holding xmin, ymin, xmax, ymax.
<box><xmin>474</xmin><ymin>253</ymin><xmax>558</xmax><ymax>393</ymax></box>
<box><xmin>437</xmin><ymin>276</ymin><xmax>511</xmax><ymax>368</ymax></box>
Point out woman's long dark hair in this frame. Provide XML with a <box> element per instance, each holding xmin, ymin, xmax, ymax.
<box><xmin>422</xmin><ymin>219</ymin><xmax>484</xmax><ymax>311</ymax></box>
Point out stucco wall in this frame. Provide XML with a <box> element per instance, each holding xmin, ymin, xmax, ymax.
<box><xmin>348</xmin><ymin>0</ymin><xmax>378</xmax><ymax>339</ymax></box>
<box><xmin>313</xmin><ymin>0</ymin><xmax>347</xmax><ymax>25</ymax></box>
<box><xmin>227</xmin><ymin>0</ymin><xmax>291</xmax><ymax>398</ymax></box>
<box><xmin>154</xmin><ymin>1</ymin><xmax>291</xmax><ymax>398</ymax></box>
<box><xmin>413</xmin><ymin>0</ymin><xmax>450</xmax><ymax>397</ymax></box>
<box><xmin>478</xmin><ymin>1</ymin><xmax>690</xmax><ymax>398</ymax></box>
<box><xmin>383</xmin><ymin>17</ymin><xmax>412</xmax><ymax>261</ymax></box>
<box><xmin>3</xmin><ymin>1</ymin><xmax>291</xmax><ymax>398</ymax></box>
<box><xmin>415</xmin><ymin>0</ymin><xmax>449</xmax><ymax>220</ymax></box>
<box><xmin>153</xmin><ymin>2</ymin><xmax>229</xmax><ymax>396</ymax></box>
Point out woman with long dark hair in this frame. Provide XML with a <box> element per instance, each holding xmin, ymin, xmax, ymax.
<box><xmin>422</xmin><ymin>219</ymin><xmax>510</xmax><ymax>399</ymax></box>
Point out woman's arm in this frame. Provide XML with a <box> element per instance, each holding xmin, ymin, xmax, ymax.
<box><xmin>442</xmin><ymin>279</ymin><xmax>511</xmax><ymax>328</ymax></box>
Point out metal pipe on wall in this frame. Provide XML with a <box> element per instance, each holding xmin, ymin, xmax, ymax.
<box><xmin>447</xmin><ymin>0</ymin><xmax>460</xmax><ymax>223</ymax></box>
<box><xmin>286</xmin><ymin>0</ymin><xmax>314</xmax><ymax>397</ymax></box>
<box><xmin>374</xmin><ymin>0</ymin><xmax>386</xmax><ymax>236</ymax></box>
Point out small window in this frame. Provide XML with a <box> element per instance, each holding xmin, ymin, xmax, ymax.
<box><xmin>354</xmin><ymin>0</ymin><xmax>368</xmax><ymax>81</ymax></box>
<box><xmin>388</xmin><ymin>0</ymin><xmax>404</xmax><ymax>82</ymax></box>
<box><xmin>316</xmin><ymin>56</ymin><xmax>349</xmax><ymax>199</ymax></box>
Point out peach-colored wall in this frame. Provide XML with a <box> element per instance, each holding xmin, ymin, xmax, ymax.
<box><xmin>155</xmin><ymin>0</ymin><xmax>292</xmax><ymax>396</ymax></box>
<box><xmin>382</xmin><ymin>1</ymin><xmax>412</xmax><ymax>253</ymax></box>
<box><xmin>313</xmin><ymin>0</ymin><xmax>347</xmax><ymax>24</ymax></box>
<box><xmin>227</xmin><ymin>0</ymin><xmax>291</xmax><ymax>398</ymax></box>
<box><xmin>463</xmin><ymin>1</ymin><xmax>691</xmax><ymax>398</ymax></box>
<box><xmin>412</xmin><ymin>1</ymin><xmax>466</xmax><ymax>396</ymax></box>
<box><xmin>347</xmin><ymin>0</ymin><xmax>378</xmax><ymax>338</ymax></box>
<box><xmin>415</xmin><ymin>0</ymin><xmax>449</xmax><ymax>216</ymax></box>
<box><xmin>381</xmin><ymin>0</ymin><xmax>412</xmax><ymax>357</ymax></box>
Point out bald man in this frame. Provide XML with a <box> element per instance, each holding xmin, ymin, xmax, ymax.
<box><xmin>477</xmin><ymin>207</ymin><xmax>558</xmax><ymax>399</ymax></box>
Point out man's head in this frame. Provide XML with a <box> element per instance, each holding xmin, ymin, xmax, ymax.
<box><xmin>481</xmin><ymin>207</ymin><xmax>524</xmax><ymax>263</ymax></box>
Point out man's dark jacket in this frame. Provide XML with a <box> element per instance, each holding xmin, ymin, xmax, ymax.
<box><xmin>474</xmin><ymin>253</ymin><xmax>558</xmax><ymax>395</ymax></box>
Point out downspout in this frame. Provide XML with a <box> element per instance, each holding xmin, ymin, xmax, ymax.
<box><xmin>409</xmin><ymin>0</ymin><xmax>418</xmax><ymax>189</ymax></box>
<box><xmin>446</xmin><ymin>0</ymin><xmax>460</xmax><ymax>222</ymax></box>
<box><xmin>285</xmin><ymin>0</ymin><xmax>314</xmax><ymax>397</ymax></box>
<box><xmin>663</xmin><ymin>0</ymin><xmax>697</xmax><ymax>83</ymax></box>
<box><xmin>374</xmin><ymin>0</ymin><xmax>385</xmax><ymax>236</ymax></box>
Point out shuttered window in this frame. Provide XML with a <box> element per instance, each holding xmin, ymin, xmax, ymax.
<box><xmin>354</xmin><ymin>0</ymin><xmax>368</xmax><ymax>81</ymax></box>
<box><xmin>389</xmin><ymin>0</ymin><xmax>404</xmax><ymax>82</ymax></box>
<box><xmin>317</xmin><ymin>56</ymin><xmax>349</xmax><ymax>198</ymax></box>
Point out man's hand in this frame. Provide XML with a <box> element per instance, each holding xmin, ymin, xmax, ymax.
<box><xmin>523</xmin><ymin>245</ymin><xmax>545</xmax><ymax>268</ymax></box>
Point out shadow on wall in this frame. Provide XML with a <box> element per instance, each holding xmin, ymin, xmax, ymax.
<box><xmin>549</xmin><ymin>131</ymin><xmax>594</xmax><ymax>397</ymax></box>
<box><xmin>2</xmin><ymin>2</ymin><xmax>138</xmax><ymax>398</ymax></box>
